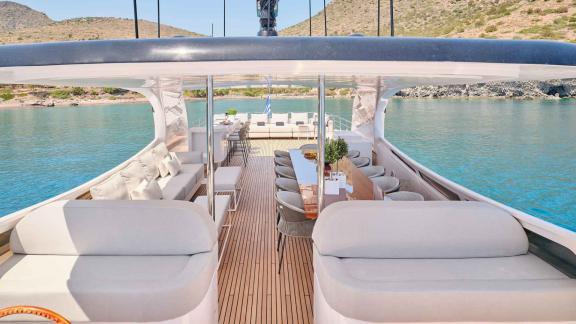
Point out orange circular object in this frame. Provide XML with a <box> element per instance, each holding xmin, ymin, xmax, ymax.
<box><xmin>0</xmin><ymin>306</ymin><xmax>70</xmax><ymax>324</ymax></box>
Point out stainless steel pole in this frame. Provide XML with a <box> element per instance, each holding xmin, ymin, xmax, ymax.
<box><xmin>390</xmin><ymin>0</ymin><xmax>395</xmax><ymax>37</ymax></box>
<box><xmin>308</xmin><ymin>0</ymin><xmax>312</xmax><ymax>36</ymax></box>
<box><xmin>206</xmin><ymin>76</ymin><xmax>216</xmax><ymax>221</ymax></box>
<box><xmin>133</xmin><ymin>0</ymin><xmax>139</xmax><ymax>39</ymax></box>
<box><xmin>223</xmin><ymin>0</ymin><xmax>226</xmax><ymax>37</ymax></box>
<box><xmin>317</xmin><ymin>75</ymin><xmax>326</xmax><ymax>212</ymax></box>
<box><xmin>157</xmin><ymin>0</ymin><xmax>160</xmax><ymax>38</ymax></box>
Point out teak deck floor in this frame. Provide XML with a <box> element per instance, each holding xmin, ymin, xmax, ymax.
<box><xmin>213</xmin><ymin>139</ymin><xmax>315</xmax><ymax>324</ymax></box>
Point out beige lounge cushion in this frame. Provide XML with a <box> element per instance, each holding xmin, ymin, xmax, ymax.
<box><xmin>194</xmin><ymin>195</ymin><xmax>230</xmax><ymax>232</ymax></box>
<box><xmin>313</xmin><ymin>201</ymin><xmax>529</xmax><ymax>259</ymax></box>
<box><xmin>314</xmin><ymin>248</ymin><xmax>576</xmax><ymax>322</ymax></box>
<box><xmin>152</xmin><ymin>142</ymin><xmax>170</xmax><ymax>161</ymax></box>
<box><xmin>215</xmin><ymin>166</ymin><xmax>242</xmax><ymax>191</ymax></box>
<box><xmin>130</xmin><ymin>179</ymin><xmax>163</xmax><ymax>200</ymax></box>
<box><xmin>119</xmin><ymin>160</ymin><xmax>147</xmax><ymax>193</ymax></box>
<box><xmin>157</xmin><ymin>164</ymin><xmax>203</xmax><ymax>200</ymax></box>
<box><xmin>89</xmin><ymin>174</ymin><xmax>129</xmax><ymax>200</ymax></box>
<box><xmin>138</xmin><ymin>149</ymin><xmax>160</xmax><ymax>180</ymax></box>
<box><xmin>0</xmin><ymin>251</ymin><xmax>217</xmax><ymax>322</ymax></box>
<box><xmin>10</xmin><ymin>200</ymin><xmax>217</xmax><ymax>256</ymax></box>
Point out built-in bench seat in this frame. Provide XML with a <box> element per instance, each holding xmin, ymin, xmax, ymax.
<box><xmin>312</xmin><ymin>201</ymin><xmax>576</xmax><ymax>323</ymax></box>
<box><xmin>0</xmin><ymin>200</ymin><xmax>219</xmax><ymax>323</ymax></box>
<box><xmin>89</xmin><ymin>143</ymin><xmax>204</xmax><ymax>201</ymax></box>
<box><xmin>248</xmin><ymin>113</ymin><xmax>315</xmax><ymax>139</ymax></box>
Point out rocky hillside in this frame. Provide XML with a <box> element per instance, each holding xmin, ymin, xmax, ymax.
<box><xmin>0</xmin><ymin>1</ymin><xmax>201</xmax><ymax>44</ymax></box>
<box><xmin>281</xmin><ymin>0</ymin><xmax>576</xmax><ymax>42</ymax></box>
<box><xmin>0</xmin><ymin>1</ymin><xmax>52</xmax><ymax>32</ymax></box>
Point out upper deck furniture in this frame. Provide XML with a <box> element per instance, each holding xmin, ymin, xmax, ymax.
<box><xmin>288</xmin><ymin>149</ymin><xmax>377</xmax><ymax>219</ymax></box>
<box><xmin>0</xmin><ymin>200</ymin><xmax>219</xmax><ymax>323</ymax></box>
<box><xmin>312</xmin><ymin>201</ymin><xmax>576</xmax><ymax>323</ymax></box>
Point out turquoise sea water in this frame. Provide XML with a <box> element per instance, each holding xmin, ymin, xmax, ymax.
<box><xmin>0</xmin><ymin>98</ymin><xmax>574</xmax><ymax>231</ymax></box>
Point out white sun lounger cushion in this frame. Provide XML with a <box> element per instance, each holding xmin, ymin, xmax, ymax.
<box><xmin>0</xmin><ymin>250</ymin><xmax>218</xmax><ymax>322</ymax></box>
<box><xmin>312</xmin><ymin>201</ymin><xmax>529</xmax><ymax>259</ymax></box>
<box><xmin>10</xmin><ymin>200</ymin><xmax>217</xmax><ymax>256</ymax></box>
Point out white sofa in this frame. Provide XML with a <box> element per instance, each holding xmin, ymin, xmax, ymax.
<box><xmin>313</xmin><ymin>201</ymin><xmax>576</xmax><ymax>323</ymax></box>
<box><xmin>89</xmin><ymin>142</ymin><xmax>203</xmax><ymax>201</ymax></box>
<box><xmin>248</xmin><ymin>113</ymin><xmax>315</xmax><ymax>139</ymax></box>
<box><xmin>0</xmin><ymin>200</ymin><xmax>219</xmax><ymax>323</ymax></box>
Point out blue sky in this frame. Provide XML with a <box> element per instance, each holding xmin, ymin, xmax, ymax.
<box><xmin>13</xmin><ymin>0</ymin><xmax>329</xmax><ymax>36</ymax></box>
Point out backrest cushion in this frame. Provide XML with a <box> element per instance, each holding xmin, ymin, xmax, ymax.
<box><xmin>138</xmin><ymin>150</ymin><xmax>160</xmax><ymax>180</ymax></box>
<box><xmin>250</xmin><ymin>113</ymin><xmax>268</xmax><ymax>123</ymax></box>
<box><xmin>271</xmin><ymin>113</ymin><xmax>289</xmax><ymax>124</ymax></box>
<box><xmin>291</xmin><ymin>112</ymin><xmax>309</xmax><ymax>124</ymax></box>
<box><xmin>90</xmin><ymin>174</ymin><xmax>130</xmax><ymax>200</ymax></box>
<box><xmin>11</xmin><ymin>200</ymin><xmax>217</xmax><ymax>256</ymax></box>
<box><xmin>312</xmin><ymin>201</ymin><xmax>529</xmax><ymax>259</ymax></box>
<box><xmin>120</xmin><ymin>160</ymin><xmax>147</xmax><ymax>192</ymax></box>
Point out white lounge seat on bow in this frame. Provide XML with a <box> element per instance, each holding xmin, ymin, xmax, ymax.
<box><xmin>0</xmin><ymin>200</ymin><xmax>219</xmax><ymax>323</ymax></box>
<box><xmin>313</xmin><ymin>201</ymin><xmax>576</xmax><ymax>323</ymax></box>
<box><xmin>194</xmin><ymin>195</ymin><xmax>231</xmax><ymax>233</ymax></box>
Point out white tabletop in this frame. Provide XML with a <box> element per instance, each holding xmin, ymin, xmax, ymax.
<box><xmin>288</xmin><ymin>149</ymin><xmax>318</xmax><ymax>185</ymax></box>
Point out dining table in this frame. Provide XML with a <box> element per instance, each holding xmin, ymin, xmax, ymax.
<box><xmin>288</xmin><ymin>149</ymin><xmax>381</xmax><ymax>219</ymax></box>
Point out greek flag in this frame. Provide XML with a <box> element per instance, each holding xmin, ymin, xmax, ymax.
<box><xmin>264</xmin><ymin>78</ymin><xmax>272</xmax><ymax>117</ymax></box>
<box><xmin>264</xmin><ymin>95</ymin><xmax>272</xmax><ymax>117</ymax></box>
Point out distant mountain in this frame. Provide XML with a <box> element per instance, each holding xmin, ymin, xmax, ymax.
<box><xmin>0</xmin><ymin>1</ymin><xmax>53</xmax><ymax>32</ymax></box>
<box><xmin>281</xmin><ymin>0</ymin><xmax>576</xmax><ymax>42</ymax></box>
<box><xmin>0</xmin><ymin>1</ymin><xmax>202</xmax><ymax>45</ymax></box>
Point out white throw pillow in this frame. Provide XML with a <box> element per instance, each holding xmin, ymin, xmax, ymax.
<box><xmin>139</xmin><ymin>150</ymin><xmax>160</xmax><ymax>180</ymax></box>
<box><xmin>158</xmin><ymin>158</ymin><xmax>170</xmax><ymax>177</ymax></box>
<box><xmin>164</xmin><ymin>156</ymin><xmax>182</xmax><ymax>176</ymax></box>
<box><xmin>130</xmin><ymin>179</ymin><xmax>163</xmax><ymax>200</ymax></box>
<box><xmin>120</xmin><ymin>160</ymin><xmax>147</xmax><ymax>192</ymax></box>
<box><xmin>90</xmin><ymin>174</ymin><xmax>130</xmax><ymax>200</ymax></box>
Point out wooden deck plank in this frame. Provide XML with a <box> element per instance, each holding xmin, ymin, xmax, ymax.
<box><xmin>214</xmin><ymin>139</ymin><xmax>314</xmax><ymax>324</ymax></box>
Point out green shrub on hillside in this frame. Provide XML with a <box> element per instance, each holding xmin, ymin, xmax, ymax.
<box><xmin>71</xmin><ymin>87</ymin><xmax>86</xmax><ymax>96</ymax></box>
<box><xmin>51</xmin><ymin>89</ymin><xmax>71</xmax><ymax>99</ymax></box>
<box><xmin>103</xmin><ymin>87</ymin><xmax>124</xmax><ymax>95</ymax></box>
<box><xmin>0</xmin><ymin>91</ymin><xmax>14</xmax><ymax>101</ymax></box>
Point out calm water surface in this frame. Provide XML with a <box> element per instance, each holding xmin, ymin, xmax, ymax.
<box><xmin>0</xmin><ymin>98</ymin><xmax>574</xmax><ymax>231</ymax></box>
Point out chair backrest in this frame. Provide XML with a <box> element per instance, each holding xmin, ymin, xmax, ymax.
<box><xmin>276</xmin><ymin>191</ymin><xmax>307</xmax><ymax>223</ymax></box>
<box><xmin>275</xmin><ymin>166</ymin><xmax>295</xmax><ymax>179</ymax></box>
<box><xmin>360</xmin><ymin>165</ymin><xmax>385</xmax><ymax>178</ymax></box>
<box><xmin>351</xmin><ymin>157</ymin><xmax>371</xmax><ymax>167</ymax></box>
<box><xmin>11</xmin><ymin>200</ymin><xmax>218</xmax><ymax>256</ymax></box>
<box><xmin>275</xmin><ymin>178</ymin><xmax>299</xmax><ymax>193</ymax></box>
<box><xmin>312</xmin><ymin>201</ymin><xmax>529</xmax><ymax>259</ymax></box>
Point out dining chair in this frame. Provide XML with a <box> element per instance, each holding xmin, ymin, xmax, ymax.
<box><xmin>275</xmin><ymin>166</ymin><xmax>296</xmax><ymax>179</ymax></box>
<box><xmin>274</xmin><ymin>150</ymin><xmax>291</xmax><ymax>159</ymax></box>
<box><xmin>359</xmin><ymin>165</ymin><xmax>386</xmax><ymax>178</ymax></box>
<box><xmin>371</xmin><ymin>176</ymin><xmax>400</xmax><ymax>194</ymax></box>
<box><xmin>274</xmin><ymin>157</ymin><xmax>293</xmax><ymax>167</ymax></box>
<box><xmin>275</xmin><ymin>178</ymin><xmax>300</xmax><ymax>193</ymax></box>
<box><xmin>275</xmin><ymin>191</ymin><xmax>315</xmax><ymax>273</ymax></box>
<box><xmin>347</xmin><ymin>150</ymin><xmax>361</xmax><ymax>159</ymax></box>
<box><xmin>350</xmin><ymin>156</ymin><xmax>371</xmax><ymax>168</ymax></box>
<box><xmin>299</xmin><ymin>144</ymin><xmax>317</xmax><ymax>150</ymax></box>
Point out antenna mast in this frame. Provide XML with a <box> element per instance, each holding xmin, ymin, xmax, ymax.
<box><xmin>257</xmin><ymin>0</ymin><xmax>279</xmax><ymax>36</ymax></box>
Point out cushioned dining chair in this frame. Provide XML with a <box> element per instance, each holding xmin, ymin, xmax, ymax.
<box><xmin>359</xmin><ymin>165</ymin><xmax>386</xmax><ymax>178</ymax></box>
<box><xmin>274</xmin><ymin>166</ymin><xmax>296</xmax><ymax>179</ymax></box>
<box><xmin>347</xmin><ymin>150</ymin><xmax>361</xmax><ymax>159</ymax></box>
<box><xmin>371</xmin><ymin>176</ymin><xmax>400</xmax><ymax>194</ymax></box>
<box><xmin>274</xmin><ymin>157</ymin><xmax>293</xmax><ymax>167</ymax></box>
<box><xmin>299</xmin><ymin>144</ymin><xmax>317</xmax><ymax>150</ymax></box>
<box><xmin>274</xmin><ymin>150</ymin><xmax>291</xmax><ymax>159</ymax></box>
<box><xmin>387</xmin><ymin>191</ymin><xmax>425</xmax><ymax>201</ymax></box>
<box><xmin>275</xmin><ymin>178</ymin><xmax>300</xmax><ymax>193</ymax></box>
<box><xmin>350</xmin><ymin>156</ymin><xmax>370</xmax><ymax>168</ymax></box>
<box><xmin>275</xmin><ymin>191</ymin><xmax>315</xmax><ymax>273</ymax></box>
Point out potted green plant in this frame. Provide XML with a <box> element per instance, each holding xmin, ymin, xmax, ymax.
<box><xmin>334</xmin><ymin>138</ymin><xmax>349</xmax><ymax>172</ymax></box>
<box><xmin>226</xmin><ymin>108</ymin><xmax>238</xmax><ymax>116</ymax></box>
